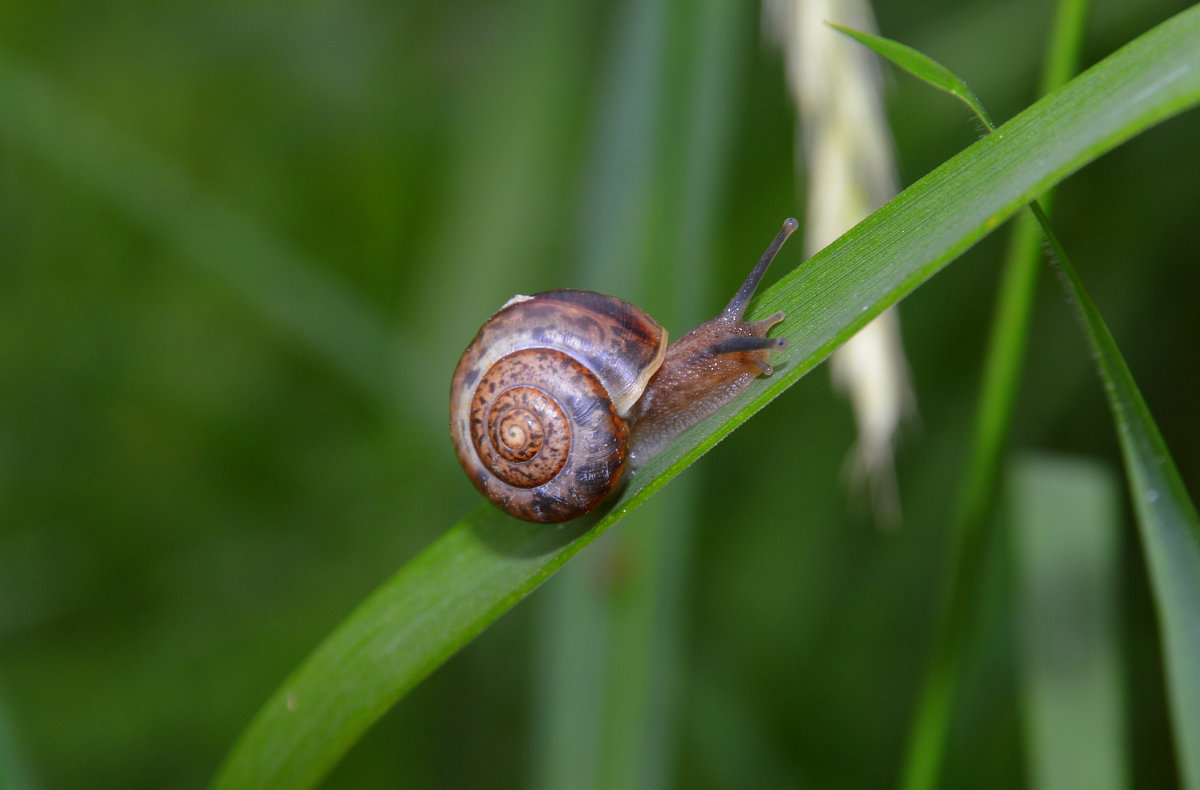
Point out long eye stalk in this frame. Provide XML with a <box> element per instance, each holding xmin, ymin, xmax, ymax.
<box><xmin>723</xmin><ymin>217</ymin><xmax>799</xmax><ymax>319</ymax></box>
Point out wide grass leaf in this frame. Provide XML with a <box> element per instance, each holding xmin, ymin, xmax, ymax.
<box><xmin>213</xmin><ymin>7</ymin><xmax>1200</xmax><ymax>788</ymax></box>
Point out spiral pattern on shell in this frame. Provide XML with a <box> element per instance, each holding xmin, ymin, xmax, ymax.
<box><xmin>450</xmin><ymin>290</ymin><xmax>667</xmax><ymax>523</ymax></box>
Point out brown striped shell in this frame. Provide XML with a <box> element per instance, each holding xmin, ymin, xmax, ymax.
<box><xmin>451</xmin><ymin>219</ymin><xmax>798</xmax><ymax>524</ymax></box>
<box><xmin>450</xmin><ymin>290</ymin><xmax>668</xmax><ymax>523</ymax></box>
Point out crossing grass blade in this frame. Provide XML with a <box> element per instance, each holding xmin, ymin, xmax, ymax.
<box><xmin>834</xmin><ymin>10</ymin><xmax>1200</xmax><ymax>789</ymax></box>
<box><xmin>1038</xmin><ymin>206</ymin><xmax>1200</xmax><ymax>789</ymax></box>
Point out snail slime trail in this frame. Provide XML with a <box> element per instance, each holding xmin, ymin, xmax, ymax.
<box><xmin>450</xmin><ymin>218</ymin><xmax>798</xmax><ymax>523</ymax></box>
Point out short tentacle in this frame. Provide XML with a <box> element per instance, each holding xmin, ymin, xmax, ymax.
<box><xmin>709</xmin><ymin>336</ymin><xmax>787</xmax><ymax>355</ymax></box>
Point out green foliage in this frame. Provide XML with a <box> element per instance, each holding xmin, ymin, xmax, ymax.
<box><xmin>840</xmin><ymin>13</ymin><xmax>1200</xmax><ymax>788</ymax></box>
<box><xmin>1</xmin><ymin>1</ymin><xmax>1198</xmax><ymax>788</ymax></box>
<box><xmin>1010</xmin><ymin>454</ymin><xmax>1126</xmax><ymax>790</ymax></box>
<box><xmin>827</xmin><ymin>23</ymin><xmax>995</xmax><ymax>127</ymax></box>
<box><xmin>1041</xmin><ymin>206</ymin><xmax>1200</xmax><ymax>788</ymax></box>
<box><xmin>844</xmin><ymin>10</ymin><xmax>1200</xmax><ymax>782</ymax></box>
<box><xmin>216</xmin><ymin>6</ymin><xmax>1200</xmax><ymax>786</ymax></box>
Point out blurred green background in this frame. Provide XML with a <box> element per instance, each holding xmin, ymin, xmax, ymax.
<box><xmin>2</xmin><ymin>0</ymin><xmax>1198</xmax><ymax>787</ymax></box>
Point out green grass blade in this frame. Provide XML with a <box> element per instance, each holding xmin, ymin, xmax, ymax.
<box><xmin>827</xmin><ymin>22</ymin><xmax>995</xmax><ymax>128</ymax></box>
<box><xmin>212</xmin><ymin>8</ymin><xmax>1200</xmax><ymax>787</ymax></box>
<box><xmin>532</xmin><ymin>548</ymin><xmax>610</xmax><ymax>790</ymax></box>
<box><xmin>1010</xmin><ymin>454</ymin><xmax>1126</xmax><ymax>790</ymax></box>
<box><xmin>594</xmin><ymin>1</ymin><xmax>747</xmax><ymax>785</ymax></box>
<box><xmin>1041</xmin><ymin>0</ymin><xmax>1094</xmax><ymax>96</ymax></box>
<box><xmin>215</xmin><ymin>505</ymin><xmax>597</xmax><ymax>789</ymax></box>
<box><xmin>861</xmin><ymin>2</ymin><xmax>1092</xmax><ymax>787</ymax></box>
<box><xmin>533</xmin><ymin>0</ymin><xmax>680</xmax><ymax>785</ymax></box>
<box><xmin>635</xmin><ymin>1</ymin><xmax>1199</xmax><ymax>498</ymax></box>
<box><xmin>1037</xmin><ymin>204</ymin><xmax>1200</xmax><ymax>789</ymax></box>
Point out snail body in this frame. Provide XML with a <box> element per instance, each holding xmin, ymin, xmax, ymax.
<box><xmin>450</xmin><ymin>218</ymin><xmax>797</xmax><ymax>523</ymax></box>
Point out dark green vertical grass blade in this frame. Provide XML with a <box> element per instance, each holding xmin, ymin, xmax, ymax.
<box><xmin>211</xmin><ymin>9</ymin><xmax>1200</xmax><ymax>787</ymax></box>
<box><xmin>532</xmin><ymin>547</ymin><xmax>610</xmax><ymax>790</ymax></box>
<box><xmin>533</xmin><ymin>0</ymin><xmax>748</xmax><ymax>784</ymax></box>
<box><xmin>1010</xmin><ymin>454</ymin><xmax>1127</xmax><ymax>790</ymax></box>
<box><xmin>596</xmin><ymin>1</ymin><xmax>749</xmax><ymax>786</ymax></box>
<box><xmin>417</xmin><ymin>0</ymin><xmax>594</xmax><ymax>406</ymax></box>
<box><xmin>837</xmin><ymin>5</ymin><xmax>1094</xmax><ymax>789</ymax></box>
<box><xmin>533</xmin><ymin>0</ymin><xmax>675</xmax><ymax>786</ymax></box>
<box><xmin>1038</xmin><ymin>209</ymin><xmax>1200</xmax><ymax>790</ymax></box>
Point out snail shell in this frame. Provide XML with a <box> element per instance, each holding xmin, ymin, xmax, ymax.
<box><xmin>450</xmin><ymin>218</ymin><xmax>797</xmax><ymax>524</ymax></box>
<box><xmin>450</xmin><ymin>290</ymin><xmax>668</xmax><ymax>523</ymax></box>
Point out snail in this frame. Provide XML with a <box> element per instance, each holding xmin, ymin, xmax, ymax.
<box><xmin>450</xmin><ymin>218</ymin><xmax>798</xmax><ymax>523</ymax></box>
